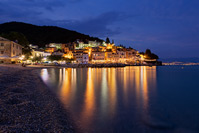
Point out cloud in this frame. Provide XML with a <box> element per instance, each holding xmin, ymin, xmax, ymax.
<box><xmin>58</xmin><ymin>11</ymin><xmax>131</xmax><ymax>37</ymax></box>
<box><xmin>0</xmin><ymin>0</ymin><xmax>82</xmax><ymax>12</ymax></box>
<box><xmin>0</xmin><ymin>1</ymin><xmax>42</xmax><ymax>22</ymax></box>
<box><xmin>21</xmin><ymin>11</ymin><xmax>131</xmax><ymax>38</ymax></box>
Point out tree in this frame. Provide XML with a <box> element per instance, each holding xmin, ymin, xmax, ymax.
<box><xmin>145</xmin><ymin>49</ymin><xmax>151</xmax><ymax>55</ymax></box>
<box><xmin>23</xmin><ymin>47</ymin><xmax>32</xmax><ymax>59</ymax></box>
<box><xmin>119</xmin><ymin>44</ymin><xmax>126</xmax><ymax>48</ymax></box>
<box><xmin>112</xmin><ymin>40</ymin><xmax>114</xmax><ymax>44</ymax></box>
<box><xmin>106</xmin><ymin>37</ymin><xmax>110</xmax><ymax>43</ymax></box>
<box><xmin>48</xmin><ymin>55</ymin><xmax>62</xmax><ymax>61</ymax></box>
<box><xmin>75</xmin><ymin>43</ymin><xmax>79</xmax><ymax>48</ymax></box>
<box><xmin>0</xmin><ymin>32</ymin><xmax>29</xmax><ymax>47</ymax></box>
<box><xmin>32</xmin><ymin>56</ymin><xmax>42</xmax><ymax>62</ymax></box>
<box><xmin>150</xmin><ymin>53</ymin><xmax>159</xmax><ymax>59</ymax></box>
<box><xmin>63</xmin><ymin>58</ymin><xmax>74</xmax><ymax>63</ymax></box>
<box><xmin>144</xmin><ymin>49</ymin><xmax>159</xmax><ymax>59</ymax></box>
<box><xmin>139</xmin><ymin>52</ymin><xmax>144</xmax><ymax>55</ymax></box>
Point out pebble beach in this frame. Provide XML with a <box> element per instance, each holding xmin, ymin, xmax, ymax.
<box><xmin>0</xmin><ymin>64</ymin><xmax>77</xmax><ymax>132</ymax></box>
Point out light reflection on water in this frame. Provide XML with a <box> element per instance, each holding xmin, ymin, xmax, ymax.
<box><xmin>40</xmin><ymin>66</ymin><xmax>199</xmax><ymax>132</ymax></box>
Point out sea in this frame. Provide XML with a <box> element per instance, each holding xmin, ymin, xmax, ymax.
<box><xmin>40</xmin><ymin>66</ymin><xmax>199</xmax><ymax>133</ymax></box>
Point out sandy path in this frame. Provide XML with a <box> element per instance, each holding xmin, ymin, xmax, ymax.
<box><xmin>0</xmin><ymin>65</ymin><xmax>78</xmax><ymax>132</ymax></box>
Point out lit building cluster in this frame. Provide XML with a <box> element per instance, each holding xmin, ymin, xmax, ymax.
<box><xmin>0</xmin><ymin>36</ymin><xmax>153</xmax><ymax>64</ymax></box>
<box><xmin>34</xmin><ymin>40</ymin><xmax>141</xmax><ymax>64</ymax></box>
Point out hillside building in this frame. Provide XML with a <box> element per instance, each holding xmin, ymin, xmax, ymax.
<box><xmin>32</xmin><ymin>49</ymin><xmax>51</xmax><ymax>58</ymax></box>
<box><xmin>0</xmin><ymin>36</ymin><xmax>23</xmax><ymax>63</ymax></box>
<box><xmin>92</xmin><ymin>51</ymin><xmax>105</xmax><ymax>62</ymax></box>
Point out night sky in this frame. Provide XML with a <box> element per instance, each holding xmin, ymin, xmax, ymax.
<box><xmin>0</xmin><ymin>0</ymin><xmax>199</xmax><ymax>58</ymax></box>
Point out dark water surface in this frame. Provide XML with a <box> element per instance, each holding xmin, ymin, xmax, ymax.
<box><xmin>40</xmin><ymin>66</ymin><xmax>199</xmax><ymax>133</ymax></box>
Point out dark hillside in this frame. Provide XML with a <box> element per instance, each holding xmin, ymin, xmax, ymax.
<box><xmin>0</xmin><ymin>22</ymin><xmax>103</xmax><ymax>47</ymax></box>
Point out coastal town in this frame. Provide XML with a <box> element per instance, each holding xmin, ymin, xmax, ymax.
<box><xmin>0</xmin><ymin>36</ymin><xmax>161</xmax><ymax>66</ymax></box>
<box><xmin>1</xmin><ymin>0</ymin><xmax>199</xmax><ymax>132</ymax></box>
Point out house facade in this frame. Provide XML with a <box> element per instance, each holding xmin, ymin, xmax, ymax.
<box><xmin>117</xmin><ymin>50</ymin><xmax>126</xmax><ymax>62</ymax></box>
<box><xmin>73</xmin><ymin>51</ymin><xmax>83</xmax><ymax>63</ymax></box>
<box><xmin>82</xmin><ymin>54</ymin><xmax>89</xmax><ymax>63</ymax></box>
<box><xmin>0</xmin><ymin>37</ymin><xmax>23</xmax><ymax>63</ymax></box>
<box><xmin>32</xmin><ymin>49</ymin><xmax>51</xmax><ymax>58</ymax></box>
<box><xmin>126</xmin><ymin>49</ymin><xmax>137</xmax><ymax>62</ymax></box>
<box><xmin>92</xmin><ymin>52</ymin><xmax>105</xmax><ymax>62</ymax></box>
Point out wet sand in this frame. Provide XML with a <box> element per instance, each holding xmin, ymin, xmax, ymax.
<box><xmin>0</xmin><ymin>64</ymin><xmax>78</xmax><ymax>132</ymax></box>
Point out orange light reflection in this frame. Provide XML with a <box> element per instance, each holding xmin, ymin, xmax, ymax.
<box><xmin>59</xmin><ymin>68</ymin><xmax>72</xmax><ymax>106</ymax></box>
<box><xmin>107</xmin><ymin>68</ymin><xmax>117</xmax><ymax>116</ymax></box>
<box><xmin>81</xmin><ymin>68</ymin><xmax>95</xmax><ymax>126</ymax></box>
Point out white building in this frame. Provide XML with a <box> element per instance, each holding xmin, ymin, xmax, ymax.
<box><xmin>32</xmin><ymin>49</ymin><xmax>51</xmax><ymax>57</ymax></box>
<box><xmin>52</xmin><ymin>51</ymin><xmax>64</xmax><ymax>56</ymax></box>
<box><xmin>32</xmin><ymin>50</ymin><xmax>44</xmax><ymax>57</ymax></box>
<box><xmin>76</xmin><ymin>40</ymin><xmax>101</xmax><ymax>49</ymax></box>
<box><xmin>29</xmin><ymin>44</ymin><xmax>38</xmax><ymax>49</ymax></box>
<box><xmin>43</xmin><ymin>52</ymin><xmax>51</xmax><ymax>57</ymax></box>
<box><xmin>47</xmin><ymin>43</ymin><xmax>62</xmax><ymax>50</ymax></box>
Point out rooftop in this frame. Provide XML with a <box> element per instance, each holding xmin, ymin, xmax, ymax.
<box><xmin>0</xmin><ymin>36</ymin><xmax>10</xmax><ymax>41</ymax></box>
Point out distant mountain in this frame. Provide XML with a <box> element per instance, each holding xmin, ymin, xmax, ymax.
<box><xmin>161</xmin><ymin>57</ymin><xmax>199</xmax><ymax>63</ymax></box>
<box><xmin>0</xmin><ymin>22</ymin><xmax>103</xmax><ymax>47</ymax></box>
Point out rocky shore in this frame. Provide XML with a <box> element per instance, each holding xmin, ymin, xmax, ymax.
<box><xmin>0</xmin><ymin>64</ymin><xmax>78</xmax><ymax>132</ymax></box>
<box><xmin>27</xmin><ymin>62</ymin><xmax>162</xmax><ymax>68</ymax></box>
<box><xmin>63</xmin><ymin>63</ymin><xmax>126</xmax><ymax>68</ymax></box>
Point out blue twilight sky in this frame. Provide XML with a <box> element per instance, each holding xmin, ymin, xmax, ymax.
<box><xmin>0</xmin><ymin>0</ymin><xmax>199</xmax><ymax>58</ymax></box>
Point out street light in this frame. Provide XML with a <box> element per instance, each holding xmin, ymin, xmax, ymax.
<box><xmin>19</xmin><ymin>55</ymin><xmax>25</xmax><ymax>60</ymax></box>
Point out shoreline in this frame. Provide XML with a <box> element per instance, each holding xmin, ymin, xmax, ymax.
<box><xmin>0</xmin><ymin>63</ymin><xmax>163</xmax><ymax>71</ymax></box>
<box><xmin>25</xmin><ymin>63</ymin><xmax>162</xmax><ymax>69</ymax></box>
<box><xmin>0</xmin><ymin>64</ymin><xmax>79</xmax><ymax>132</ymax></box>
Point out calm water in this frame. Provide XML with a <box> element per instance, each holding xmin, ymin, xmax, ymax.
<box><xmin>40</xmin><ymin>66</ymin><xmax>199</xmax><ymax>133</ymax></box>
